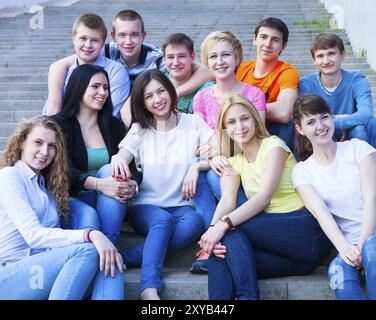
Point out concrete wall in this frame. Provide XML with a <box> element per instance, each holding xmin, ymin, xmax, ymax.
<box><xmin>320</xmin><ymin>0</ymin><xmax>376</xmax><ymax>71</ymax></box>
<box><xmin>0</xmin><ymin>1</ymin><xmax>46</xmax><ymax>9</ymax></box>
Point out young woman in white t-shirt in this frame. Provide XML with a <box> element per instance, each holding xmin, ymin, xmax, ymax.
<box><xmin>292</xmin><ymin>94</ymin><xmax>376</xmax><ymax>300</ymax></box>
<box><xmin>111</xmin><ymin>69</ymin><xmax>216</xmax><ymax>300</ymax></box>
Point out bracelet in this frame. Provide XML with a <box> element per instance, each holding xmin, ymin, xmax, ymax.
<box><xmin>95</xmin><ymin>178</ymin><xmax>99</xmax><ymax>193</ymax></box>
<box><xmin>208</xmin><ymin>224</ymin><xmax>215</xmax><ymax>228</ymax></box>
<box><xmin>84</xmin><ymin>229</ymin><xmax>94</xmax><ymax>243</ymax></box>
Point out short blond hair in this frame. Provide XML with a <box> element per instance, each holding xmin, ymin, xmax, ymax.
<box><xmin>72</xmin><ymin>13</ymin><xmax>107</xmax><ymax>41</ymax></box>
<box><xmin>200</xmin><ymin>31</ymin><xmax>243</xmax><ymax>68</ymax></box>
<box><xmin>218</xmin><ymin>94</ymin><xmax>269</xmax><ymax>157</ymax></box>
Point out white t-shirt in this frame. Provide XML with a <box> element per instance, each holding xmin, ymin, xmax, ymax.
<box><xmin>292</xmin><ymin>139</ymin><xmax>376</xmax><ymax>245</ymax></box>
<box><xmin>119</xmin><ymin>113</ymin><xmax>214</xmax><ymax>207</ymax></box>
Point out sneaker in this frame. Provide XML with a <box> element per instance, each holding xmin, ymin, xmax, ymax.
<box><xmin>190</xmin><ymin>248</ymin><xmax>209</xmax><ymax>274</ymax></box>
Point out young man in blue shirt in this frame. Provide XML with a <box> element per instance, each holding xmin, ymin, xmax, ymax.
<box><xmin>43</xmin><ymin>13</ymin><xmax>130</xmax><ymax>119</ymax></box>
<box><xmin>299</xmin><ymin>33</ymin><xmax>373</xmax><ymax>143</ymax></box>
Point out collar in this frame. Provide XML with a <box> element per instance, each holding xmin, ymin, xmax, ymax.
<box><xmin>75</xmin><ymin>54</ymin><xmax>106</xmax><ymax>68</ymax></box>
<box><xmin>15</xmin><ymin>160</ymin><xmax>38</xmax><ymax>181</ymax></box>
<box><xmin>317</xmin><ymin>69</ymin><xmax>343</xmax><ymax>96</ymax></box>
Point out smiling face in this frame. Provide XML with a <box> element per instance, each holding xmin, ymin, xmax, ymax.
<box><xmin>20</xmin><ymin>126</ymin><xmax>57</xmax><ymax>174</ymax></box>
<box><xmin>313</xmin><ymin>47</ymin><xmax>345</xmax><ymax>77</ymax></box>
<box><xmin>295</xmin><ymin>112</ymin><xmax>335</xmax><ymax>147</ymax></box>
<box><xmin>72</xmin><ymin>24</ymin><xmax>105</xmax><ymax>64</ymax></box>
<box><xmin>112</xmin><ymin>18</ymin><xmax>146</xmax><ymax>63</ymax></box>
<box><xmin>81</xmin><ymin>72</ymin><xmax>109</xmax><ymax>112</ymax></box>
<box><xmin>144</xmin><ymin>79</ymin><xmax>172</xmax><ymax>121</ymax></box>
<box><xmin>253</xmin><ymin>26</ymin><xmax>286</xmax><ymax>62</ymax></box>
<box><xmin>164</xmin><ymin>43</ymin><xmax>195</xmax><ymax>82</ymax></box>
<box><xmin>207</xmin><ymin>40</ymin><xmax>239</xmax><ymax>81</ymax></box>
<box><xmin>223</xmin><ymin>103</ymin><xmax>257</xmax><ymax>145</ymax></box>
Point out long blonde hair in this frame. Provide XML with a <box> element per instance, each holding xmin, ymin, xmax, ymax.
<box><xmin>218</xmin><ymin>94</ymin><xmax>270</xmax><ymax>157</ymax></box>
<box><xmin>0</xmin><ymin>116</ymin><xmax>70</xmax><ymax>217</ymax></box>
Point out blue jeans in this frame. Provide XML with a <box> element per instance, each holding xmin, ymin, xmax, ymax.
<box><xmin>268</xmin><ymin>120</ymin><xmax>295</xmax><ymax>152</ymax></box>
<box><xmin>328</xmin><ymin>235</ymin><xmax>376</xmax><ymax>300</ymax></box>
<box><xmin>0</xmin><ymin>243</ymin><xmax>98</xmax><ymax>300</ymax></box>
<box><xmin>62</xmin><ymin>164</ymin><xmax>126</xmax><ymax>300</ymax></box>
<box><xmin>366</xmin><ymin>117</ymin><xmax>376</xmax><ymax>148</ymax></box>
<box><xmin>63</xmin><ymin>164</ymin><xmax>127</xmax><ymax>247</ymax></box>
<box><xmin>123</xmin><ymin>205</ymin><xmax>205</xmax><ymax>293</ymax></box>
<box><xmin>192</xmin><ymin>171</ymin><xmax>218</xmax><ymax>229</ymax></box>
<box><xmin>206</xmin><ymin>169</ymin><xmax>248</xmax><ymax>207</ymax></box>
<box><xmin>334</xmin><ymin>124</ymin><xmax>369</xmax><ymax>143</ymax></box>
<box><xmin>208</xmin><ymin>209</ymin><xmax>332</xmax><ymax>300</ymax></box>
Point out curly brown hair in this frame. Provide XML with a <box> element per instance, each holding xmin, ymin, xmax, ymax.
<box><xmin>0</xmin><ymin>116</ymin><xmax>70</xmax><ymax>218</ymax></box>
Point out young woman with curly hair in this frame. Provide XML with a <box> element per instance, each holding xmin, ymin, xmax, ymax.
<box><xmin>0</xmin><ymin>116</ymin><xmax>123</xmax><ymax>300</ymax></box>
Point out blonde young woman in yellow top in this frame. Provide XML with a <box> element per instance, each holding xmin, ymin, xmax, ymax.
<box><xmin>199</xmin><ymin>94</ymin><xmax>332</xmax><ymax>300</ymax></box>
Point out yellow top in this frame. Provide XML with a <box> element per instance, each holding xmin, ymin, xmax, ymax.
<box><xmin>228</xmin><ymin>136</ymin><xmax>303</xmax><ymax>213</ymax></box>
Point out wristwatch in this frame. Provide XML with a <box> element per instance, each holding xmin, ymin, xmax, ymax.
<box><xmin>220</xmin><ymin>215</ymin><xmax>235</xmax><ymax>230</ymax></box>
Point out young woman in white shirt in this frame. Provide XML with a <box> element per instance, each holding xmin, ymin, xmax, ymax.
<box><xmin>292</xmin><ymin>94</ymin><xmax>376</xmax><ymax>300</ymax></box>
<box><xmin>111</xmin><ymin>69</ymin><xmax>216</xmax><ymax>300</ymax></box>
<box><xmin>0</xmin><ymin>116</ymin><xmax>123</xmax><ymax>299</ymax></box>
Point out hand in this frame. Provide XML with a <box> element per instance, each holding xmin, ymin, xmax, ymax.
<box><xmin>212</xmin><ymin>242</ymin><xmax>227</xmax><ymax>259</ymax></box>
<box><xmin>97</xmin><ymin>177</ymin><xmax>132</xmax><ymax>203</ymax></box>
<box><xmin>89</xmin><ymin>230</ymin><xmax>124</xmax><ymax>277</ymax></box>
<box><xmin>182</xmin><ymin>164</ymin><xmax>199</xmax><ymax>201</ymax></box>
<box><xmin>209</xmin><ymin>156</ymin><xmax>232</xmax><ymax>176</ymax></box>
<box><xmin>196</xmin><ymin>140</ymin><xmax>219</xmax><ymax>160</ymax></box>
<box><xmin>198</xmin><ymin>222</ymin><xmax>228</xmax><ymax>255</ymax></box>
<box><xmin>114</xmin><ymin>177</ymin><xmax>138</xmax><ymax>201</ymax></box>
<box><xmin>111</xmin><ymin>154</ymin><xmax>132</xmax><ymax>180</ymax></box>
<box><xmin>339</xmin><ymin>244</ymin><xmax>362</xmax><ymax>269</ymax></box>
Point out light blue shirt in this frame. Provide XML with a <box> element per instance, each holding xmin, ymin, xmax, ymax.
<box><xmin>43</xmin><ymin>54</ymin><xmax>130</xmax><ymax>119</ymax></box>
<box><xmin>0</xmin><ymin>160</ymin><xmax>84</xmax><ymax>263</ymax></box>
<box><xmin>299</xmin><ymin>69</ymin><xmax>373</xmax><ymax>131</ymax></box>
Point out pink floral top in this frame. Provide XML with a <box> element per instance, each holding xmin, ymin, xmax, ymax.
<box><xmin>192</xmin><ymin>84</ymin><xmax>267</xmax><ymax>130</ymax></box>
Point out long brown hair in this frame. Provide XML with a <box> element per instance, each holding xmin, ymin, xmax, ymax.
<box><xmin>218</xmin><ymin>94</ymin><xmax>270</xmax><ymax>157</ymax></box>
<box><xmin>293</xmin><ymin>94</ymin><xmax>333</xmax><ymax>160</ymax></box>
<box><xmin>0</xmin><ymin>116</ymin><xmax>70</xmax><ymax>217</ymax></box>
<box><xmin>130</xmin><ymin>69</ymin><xmax>177</xmax><ymax>129</ymax></box>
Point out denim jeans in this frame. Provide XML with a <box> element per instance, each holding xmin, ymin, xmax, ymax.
<box><xmin>0</xmin><ymin>243</ymin><xmax>98</xmax><ymax>300</ymax></box>
<box><xmin>206</xmin><ymin>169</ymin><xmax>248</xmax><ymax>207</ymax></box>
<box><xmin>123</xmin><ymin>205</ymin><xmax>205</xmax><ymax>293</ymax></box>
<box><xmin>268</xmin><ymin>119</ymin><xmax>295</xmax><ymax>152</ymax></box>
<box><xmin>63</xmin><ymin>164</ymin><xmax>127</xmax><ymax>247</ymax></box>
<box><xmin>328</xmin><ymin>234</ymin><xmax>376</xmax><ymax>300</ymax></box>
<box><xmin>366</xmin><ymin>117</ymin><xmax>376</xmax><ymax>148</ymax></box>
<box><xmin>334</xmin><ymin>124</ymin><xmax>369</xmax><ymax>143</ymax></box>
<box><xmin>62</xmin><ymin>164</ymin><xmax>126</xmax><ymax>300</ymax></box>
<box><xmin>208</xmin><ymin>209</ymin><xmax>332</xmax><ymax>300</ymax></box>
<box><xmin>192</xmin><ymin>171</ymin><xmax>218</xmax><ymax>229</ymax></box>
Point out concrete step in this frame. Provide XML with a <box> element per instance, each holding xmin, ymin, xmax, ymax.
<box><xmin>0</xmin><ymin>100</ymin><xmax>45</xmax><ymax>111</ymax></box>
<box><xmin>0</xmin><ymin>111</ymin><xmax>41</xmax><ymax>124</ymax></box>
<box><xmin>0</xmin><ymin>82</ymin><xmax>47</xmax><ymax>92</ymax></box>
<box><xmin>122</xmin><ymin>266</ymin><xmax>334</xmax><ymax>300</ymax></box>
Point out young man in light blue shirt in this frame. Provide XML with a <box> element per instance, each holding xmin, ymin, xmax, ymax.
<box><xmin>43</xmin><ymin>13</ymin><xmax>130</xmax><ymax>119</ymax></box>
<box><xmin>299</xmin><ymin>33</ymin><xmax>373</xmax><ymax>143</ymax></box>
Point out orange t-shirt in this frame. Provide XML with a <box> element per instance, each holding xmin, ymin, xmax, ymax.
<box><xmin>236</xmin><ymin>60</ymin><xmax>299</xmax><ymax>103</ymax></box>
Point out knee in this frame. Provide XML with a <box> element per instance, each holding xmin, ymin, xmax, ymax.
<box><xmin>96</xmin><ymin>164</ymin><xmax>112</xmax><ymax>179</ymax></box>
<box><xmin>328</xmin><ymin>255</ymin><xmax>350</xmax><ymax>288</ymax></box>
<box><xmin>221</xmin><ymin>229</ymin><xmax>247</xmax><ymax>248</ymax></box>
<box><xmin>75</xmin><ymin>243</ymin><xmax>99</xmax><ymax>265</ymax></box>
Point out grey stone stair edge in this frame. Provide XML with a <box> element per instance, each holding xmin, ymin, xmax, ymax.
<box><xmin>122</xmin><ymin>267</ymin><xmax>334</xmax><ymax>300</ymax></box>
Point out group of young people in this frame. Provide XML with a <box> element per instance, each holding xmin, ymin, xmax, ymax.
<box><xmin>1</xmin><ymin>9</ymin><xmax>375</xmax><ymax>301</ymax></box>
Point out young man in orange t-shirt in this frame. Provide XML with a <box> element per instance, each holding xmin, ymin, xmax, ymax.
<box><xmin>236</xmin><ymin>17</ymin><xmax>299</xmax><ymax>150</ymax></box>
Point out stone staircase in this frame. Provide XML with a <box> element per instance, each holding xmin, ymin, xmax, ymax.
<box><xmin>1</xmin><ymin>0</ymin><xmax>374</xmax><ymax>300</ymax></box>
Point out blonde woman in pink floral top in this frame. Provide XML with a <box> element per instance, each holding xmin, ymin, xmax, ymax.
<box><xmin>193</xmin><ymin>31</ymin><xmax>266</xmax><ymax>130</ymax></box>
